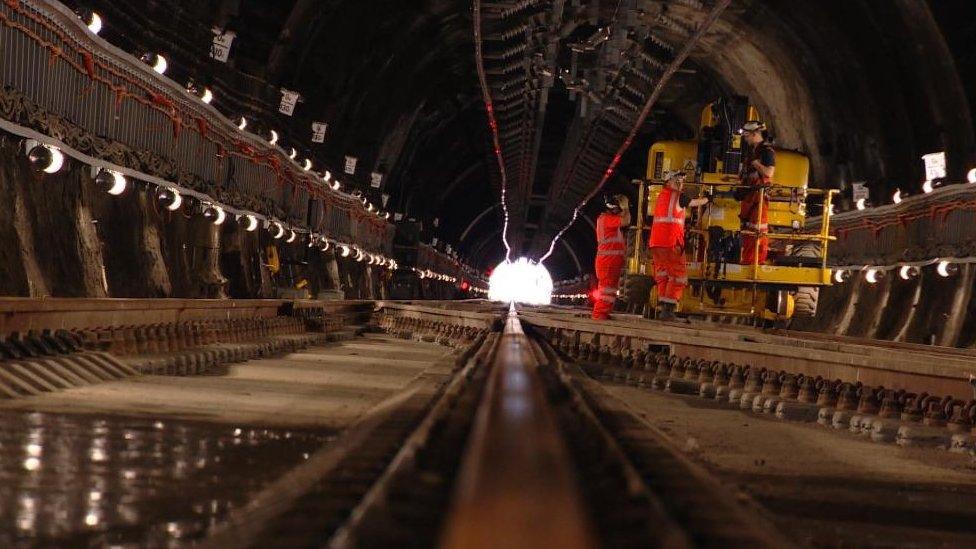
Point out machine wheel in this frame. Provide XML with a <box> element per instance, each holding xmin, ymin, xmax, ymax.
<box><xmin>788</xmin><ymin>241</ymin><xmax>822</xmax><ymax>267</ymax></box>
<box><xmin>789</xmin><ymin>242</ymin><xmax>821</xmax><ymax>319</ymax></box>
<box><xmin>793</xmin><ymin>286</ymin><xmax>819</xmax><ymax>318</ymax></box>
<box><xmin>620</xmin><ymin>274</ymin><xmax>653</xmax><ymax>310</ymax></box>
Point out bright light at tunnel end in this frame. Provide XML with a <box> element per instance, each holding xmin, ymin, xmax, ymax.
<box><xmin>487</xmin><ymin>257</ymin><xmax>553</xmax><ymax>305</ymax></box>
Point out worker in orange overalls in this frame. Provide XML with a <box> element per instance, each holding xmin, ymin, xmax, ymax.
<box><xmin>649</xmin><ymin>170</ymin><xmax>709</xmax><ymax>321</ymax></box>
<box><xmin>738</xmin><ymin>121</ymin><xmax>776</xmax><ymax>265</ymax></box>
<box><xmin>592</xmin><ymin>193</ymin><xmax>630</xmax><ymax>320</ymax></box>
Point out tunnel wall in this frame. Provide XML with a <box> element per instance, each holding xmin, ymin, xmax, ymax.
<box><xmin>0</xmin><ymin>137</ymin><xmax>392</xmax><ymax>299</ymax></box>
<box><xmin>0</xmin><ymin>0</ymin><xmax>410</xmax><ymax>301</ymax></box>
<box><xmin>692</xmin><ymin>0</ymin><xmax>975</xmax><ymax>193</ymax></box>
<box><xmin>792</xmin><ymin>183</ymin><xmax>976</xmax><ymax>348</ymax></box>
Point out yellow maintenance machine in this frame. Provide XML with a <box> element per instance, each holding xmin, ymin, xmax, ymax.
<box><xmin>620</xmin><ymin>98</ymin><xmax>836</xmax><ymax>326</ymax></box>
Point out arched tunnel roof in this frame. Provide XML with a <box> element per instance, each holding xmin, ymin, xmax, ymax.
<box><xmin>64</xmin><ymin>0</ymin><xmax>976</xmax><ymax>279</ymax></box>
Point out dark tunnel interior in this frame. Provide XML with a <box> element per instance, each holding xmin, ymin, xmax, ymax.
<box><xmin>7</xmin><ymin>3</ymin><xmax>976</xmax><ymax>545</ymax></box>
<box><xmin>47</xmin><ymin>0</ymin><xmax>974</xmax><ymax>278</ymax></box>
<box><xmin>1</xmin><ymin>0</ymin><xmax>976</xmax><ymax>344</ymax></box>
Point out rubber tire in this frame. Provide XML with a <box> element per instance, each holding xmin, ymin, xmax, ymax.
<box><xmin>789</xmin><ymin>243</ymin><xmax>820</xmax><ymax>319</ymax></box>
<box><xmin>789</xmin><ymin>241</ymin><xmax>822</xmax><ymax>267</ymax></box>
<box><xmin>793</xmin><ymin>286</ymin><xmax>819</xmax><ymax>318</ymax></box>
<box><xmin>620</xmin><ymin>274</ymin><xmax>653</xmax><ymax>308</ymax></box>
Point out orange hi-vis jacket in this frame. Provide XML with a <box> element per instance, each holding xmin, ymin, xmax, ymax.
<box><xmin>649</xmin><ymin>186</ymin><xmax>687</xmax><ymax>248</ymax></box>
<box><xmin>595</xmin><ymin>212</ymin><xmax>626</xmax><ymax>258</ymax></box>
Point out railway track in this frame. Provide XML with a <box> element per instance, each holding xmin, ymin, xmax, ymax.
<box><xmin>0</xmin><ymin>298</ymin><xmax>975</xmax><ymax>546</ymax></box>
<box><xmin>206</xmin><ymin>305</ymin><xmax>790</xmax><ymax>547</ymax></box>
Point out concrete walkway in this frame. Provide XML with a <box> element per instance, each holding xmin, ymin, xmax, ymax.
<box><xmin>0</xmin><ymin>334</ymin><xmax>454</xmax><ymax>429</ymax></box>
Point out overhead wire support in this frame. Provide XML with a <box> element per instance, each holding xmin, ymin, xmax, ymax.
<box><xmin>473</xmin><ymin>0</ymin><xmax>514</xmax><ymax>262</ymax></box>
<box><xmin>538</xmin><ymin>0</ymin><xmax>732</xmax><ymax>263</ymax></box>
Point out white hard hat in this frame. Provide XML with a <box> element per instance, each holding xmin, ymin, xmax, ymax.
<box><xmin>740</xmin><ymin>120</ymin><xmax>767</xmax><ymax>133</ymax></box>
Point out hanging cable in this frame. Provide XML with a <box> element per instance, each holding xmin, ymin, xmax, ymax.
<box><xmin>473</xmin><ymin>0</ymin><xmax>513</xmax><ymax>262</ymax></box>
<box><xmin>538</xmin><ymin>0</ymin><xmax>732</xmax><ymax>263</ymax></box>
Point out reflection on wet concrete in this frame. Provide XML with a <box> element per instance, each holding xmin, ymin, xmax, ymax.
<box><xmin>0</xmin><ymin>411</ymin><xmax>334</xmax><ymax>547</ymax></box>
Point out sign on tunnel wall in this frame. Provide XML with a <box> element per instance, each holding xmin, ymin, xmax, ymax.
<box><xmin>312</xmin><ymin>122</ymin><xmax>328</xmax><ymax>143</ymax></box>
<box><xmin>922</xmin><ymin>152</ymin><xmax>947</xmax><ymax>181</ymax></box>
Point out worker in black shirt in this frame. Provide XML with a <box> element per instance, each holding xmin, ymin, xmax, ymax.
<box><xmin>738</xmin><ymin>121</ymin><xmax>775</xmax><ymax>265</ymax></box>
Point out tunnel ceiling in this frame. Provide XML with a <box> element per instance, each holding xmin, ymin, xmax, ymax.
<box><xmin>64</xmin><ymin>0</ymin><xmax>976</xmax><ymax>278</ymax></box>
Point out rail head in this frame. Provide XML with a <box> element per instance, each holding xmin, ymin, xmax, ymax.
<box><xmin>439</xmin><ymin>307</ymin><xmax>597</xmax><ymax>549</ymax></box>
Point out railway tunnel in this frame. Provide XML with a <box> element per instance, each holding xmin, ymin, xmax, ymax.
<box><xmin>2</xmin><ymin>0</ymin><xmax>976</xmax><ymax>546</ymax></box>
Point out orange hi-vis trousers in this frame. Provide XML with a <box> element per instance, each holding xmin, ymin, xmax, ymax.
<box><xmin>740</xmin><ymin>191</ymin><xmax>769</xmax><ymax>265</ymax></box>
<box><xmin>592</xmin><ymin>255</ymin><xmax>624</xmax><ymax>320</ymax></box>
<box><xmin>651</xmin><ymin>246</ymin><xmax>687</xmax><ymax>305</ymax></box>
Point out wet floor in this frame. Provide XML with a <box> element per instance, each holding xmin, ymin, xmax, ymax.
<box><xmin>0</xmin><ymin>410</ymin><xmax>334</xmax><ymax>547</ymax></box>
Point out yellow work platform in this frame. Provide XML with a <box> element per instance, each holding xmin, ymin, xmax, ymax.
<box><xmin>686</xmin><ymin>262</ymin><xmax>832</xmax><ymax>286</ymax></box>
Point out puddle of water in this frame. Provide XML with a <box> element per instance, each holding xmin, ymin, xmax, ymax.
<box><xmin>0</xmin><ymin>411</ymin><xmax>334</xmax><ymax>547</ymax></box>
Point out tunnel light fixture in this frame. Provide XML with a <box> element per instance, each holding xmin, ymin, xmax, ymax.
<box><xmin>892</xmin><ymin>190</ymin><xmax>902</xmax><ymax>204</ymax></box>
<box><xmin>864</xmin><ymin>268</ymin><xmax>881</xmax><ymax>284</ymax></box>
<box><xmin>339</xmin><ymin>244</ymin><xmax>351</xmax><ymax>257</ymax></box>
<box><xmin>322</xmin><ymin>170</ymin><xmax>332</xmax><ymax>182</ymax></box>
<box><xmin>94</xmin><ymin>168</ymin><xmax>127</xmax><ymax>196</ymax></box>
<box><xmin>239</xmin><ymin>214</ymin><xmax>258</xmax><ymax>232</ymax></box>
<box><xmin>968</xmin><ymin>168</ymin><xmax>976</xmax><ymax>184</ymax></box>
<box><xmin>186</xmin><ymin>82</ymin><xmax>213</xmax><ymax>104</ymax></box>
<box><xmin>330</xmin><ymin>180</ymin><xmax>341</xmax><ymax>191</ymax></box>
<box><xmin>85</xmin><ymin>12</ymin><xmax>103</xmax><ymax>34</ymax></box>
<box><xmin>366</xmin><ymin>203</ymin><xmax>376</xmax><ymax>213</ymax></box>
<box><xmin>268</xmin><ymin>130</ymin><xmax>279</xmax><ymax>146</ymax></box>
<box><xmin>937</xmin><ymin>260</ymin><xmax>957</xmax><ymax>277</ymax></box>
<box><xmin>27</xmin><ymin>142</ymin><xmax>65</xmax><ymax>174</ymax></box>
<box><xmin>141</xmin><ymin>53</ymin><xmax>168</xmax><ymax>75</ymax></box>
<box><xmin>236</xmin><ymin>116</ymin><xmax>247</xmax><ymax>131</ymax></box>
<box><xmin>354</xmin><ymin>248</ymin><xmax>366</xmax><ymax>262</ymax></box>
<box><xmin>898</xmin><ymin>265</ymin><xmax>919</xmax><ymax>280</ymax></box>
<box><xmin>922</xmin><ymin>180</ymin><xmax>934</xmax><ymax>194</ymax></box>
<box><xmin>286</xmin><ymin>230</ymin><xmax>297</xmax><ymax>243</ymax></box>
<box><xmin>288</xmin><ymin>148</ymin><xmax>298</xmax><ymax>160</ymax></box>
<box><xmin>269</xmin><ymin>221</ymin><xmax>285</xmax><ymax>239</ymax></box>
<box><xmin>307</xmin><ymin>233</ymin><xmax>319</xmax><ymax>248</ymax></box>
<box><xmin>156</xmin><ymin>187</ymin><xmax>182</xmax><ymax>211</ymax></box>
<box><xmin>203</xmin><ymin>204</ymin><xmax>227</xmax><ymax>225</ymax></box>
<box><xmin>320</xmin><ymin>238</ymin><xmax>331</xmax><ymax>252</ymax></box>
<box><xmin>302</xmin><ymin>159</ymin><xmax>312</xmax><ymax>171</ymax></box>
<box><xmin>855</xmin><ymin>198</ymin><xmax>867</xmax><ymax>210</ymax></box>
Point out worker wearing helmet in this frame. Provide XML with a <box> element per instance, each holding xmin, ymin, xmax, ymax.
<box><xmin>592</xmin><ymin>193</ymin><xmax>630</xmax><ymax>320</ymax></box>
<box><xmin>738</xmin><ymin>120</ymin><xmax>775</xmax><ymax>265</ymax></box>
<box><xmin>649</xmin><ymin>170</ymin><xmax>709</xmax><ymax>321</ymax></box>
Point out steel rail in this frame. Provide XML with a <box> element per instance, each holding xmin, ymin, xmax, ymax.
<box><xmin>518</xmin><ymin>307</ymin><xmax>976</xmax><ymax>397</ymax></box>
<box><xmin>539</xmin><ymin>0</ymin><xmax>733</xmax><ymax>263</ymax></box>
<box><xmin>439</xmin><ymin>305</ymin><xmax>597</xmax><ymax>549</ymax></box>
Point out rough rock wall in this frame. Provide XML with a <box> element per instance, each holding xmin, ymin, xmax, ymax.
<box><xmin>0</xmin><ymin>138</ymin><xmax>367</xmax><ymax>300</ymax></box>
<box><xmin>794</xmin><ymin>268</ymin><xmax>976</xmax><ymax>348</ymax></box>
